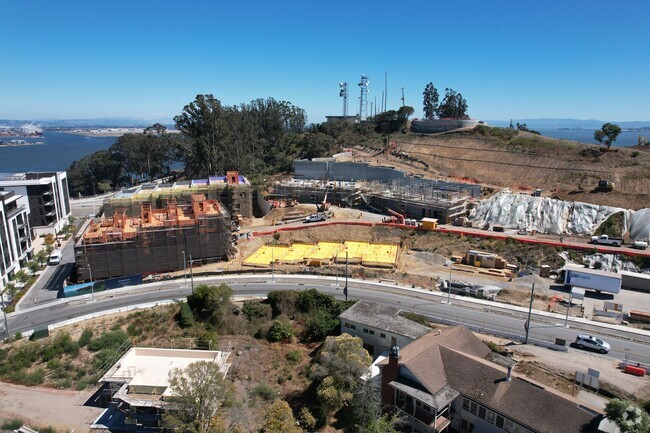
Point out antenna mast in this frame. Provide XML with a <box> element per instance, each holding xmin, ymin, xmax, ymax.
<box><xmin>401</xmin><ymin>87</ymin><xmax>405</xmax><ymax>107</ymax></box>
<box><xmin>339</xmin><ymin>82</ymin><xmax>349</xmax><ymax>116</ymax></box>
<box><xmin>358</xmin><ymin>74</ymin><xmax>369</xmax><ymax>120</ymax></box>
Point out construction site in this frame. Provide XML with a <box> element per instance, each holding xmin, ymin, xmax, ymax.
<box><xmin>274</xmin><ymin>177</ymin><xmax>473</xmax><ymax>223</ymax></box>
<box><xmin>75</xmin><ymin>192</ymin><xmax>234</xmax><ymax>281</ymax></box>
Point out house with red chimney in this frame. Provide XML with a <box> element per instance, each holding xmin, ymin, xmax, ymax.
<box><xmin>378</xmin><ymin>326</ymin><xmax>603</xmax><ymax>433</ymax></box>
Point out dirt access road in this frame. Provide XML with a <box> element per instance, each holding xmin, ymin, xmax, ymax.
<box><xmin>0</xmin><ymin>381</ymin><xmax>102</xmax><ymax>433</ymax></box>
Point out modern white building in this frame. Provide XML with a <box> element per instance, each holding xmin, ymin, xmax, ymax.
<box><xmin>0</xmin><ymin>190</ymin><xmax>32</xmax><ymax>292</ymax></box>
<box><xmin>0</xmin><ymin>171</ymin><xmax>71</xmax><ymax>236</ymax></box>
<box><xmin>93</xmin><ymin>347</ymin><xmax>231</xmax><ymax>430</ymax></box>
<box><xmin>339</xmin><ymin>300</ymin><xmax>431</xmax><ymax>358</ymax></box>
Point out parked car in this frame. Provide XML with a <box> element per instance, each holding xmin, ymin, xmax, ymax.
<box><xmin>48</xmin><ymin>249</ymin><xmax>63</xmax><ymax>265</ymax></box>
<box><xmin>574</xmin><ymin>334</ymin><xmax>610</xmax><ymax>354</ymax></box>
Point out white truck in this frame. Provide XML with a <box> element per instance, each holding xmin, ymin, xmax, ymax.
<box><xmin>562</xmin><ymin>265</ymin><xmax>622</xmax><ymax>294</ymax></box>
<box><xmin>590</xmin><ymin>235</ymin><xmax>623</xmax><ymax>247</ymax></box>
<box><xmin>48</xmin><ymin>249</ymin><xmax>63</xmax><ymax>265</ymax></box>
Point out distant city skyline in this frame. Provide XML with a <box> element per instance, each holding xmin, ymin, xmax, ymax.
<box><xmin>2</xmin><ymin>1</ymin><xmax>649</xmax><ymax>123</ymax></box>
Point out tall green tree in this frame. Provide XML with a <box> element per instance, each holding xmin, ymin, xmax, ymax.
<box><xmin>174</xmin><ymin>94</ymin><xmax>231</xmax><ymax>177</ymax></box>
<box><xmin>438</xmin><ymin>88</ymin><xmax>469</xmax><ymax>119</ymax></box>
<box><xmin>422</xmin><ymin>82</ymin><xmax>439</xmax><ymax>119</ymax></box>
<box><xmin>594</xmin><ymin>123</ymin><xmax>622</xmax><ymax>150</ymax></box>
<box><xmin>161</xmin><ymin>361</ymin><xmax>230</xmax><ymax>433</ymax></box>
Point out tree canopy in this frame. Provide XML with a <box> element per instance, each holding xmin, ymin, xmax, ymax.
<box><xmin>174</xmin><ymin>94</ymin><xmax>308</xmax><ymax>177</ymax></box>
<box><xmin>605</xmin><ymin>399</ymin><xmax>650</xmax><ymax>433</ymax></box>
<box><xmin>437</xmin><ymin>88</ymin><xmax>469</xmax><ymax>119</ymax></box>
<box><xmin>161</xmin><ymin>361</ymin><xmax>230</xmax><ymax>433</ymax></box>
<box><xmin>186</xmin><ymin>284</ymin><xmax>233</xmax><ymax>328</ymax></box>
<box><xmin>259</xmin><ymin>400</ymin><xmax>302</xmax><ymax>433</ymax></box>
<box><xmin>372</xmin><ymin>106</ymin><xmax>414</xmax><ymax>134</ymax></box>
<box><xmin>594</xmin><ymin>123</ymin><xmax>622</xmax><ymax>149</ymax></box>
<box><xmin>312</xmin><ymin>334</ymin><xmax>371</xmax><ymax>415</ymax></box>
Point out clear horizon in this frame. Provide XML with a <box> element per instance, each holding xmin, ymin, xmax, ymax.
<box><xmin>2</xmin><ymin>1</ymin><xmax>649</xmax><ymax>124</ymax></box>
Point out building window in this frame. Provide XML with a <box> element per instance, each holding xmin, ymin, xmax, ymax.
<box><xmin>504</xmin><ymin>420</ymin><xmax>515</xmax><ymax>433</ymax></box>
<box><xmin>369</xmin><ymin>330</ymin><xmax>375</xmax><ymax>335</ymax></box>
<box><xmin>469</xmin><ymin>401</ymin><xmax>478</xmax><ymax>416</ymax></box>
<box><xmin>462</xmin><ymin>398</ymin><xmax>470</xmax><ymax>410</ymax></box>
<box><xmin>350</xmin><ymin>324</ymin><xmax>356</xmax><ymax>330</ymax></box>
<box><xmin>380</xmin><ymin>333</ymin><xmax>386</xmax><ymax>338</ymax></box>
<box><xmin>363</xmin><ymin>328</ymin><xmax>368</xmax><ymax>334</ymax></box>
<box><xmin>496</xmin><ymin>415</ymin><xmax>504</xmax><ymax>428</ymax></box>
<box><xmin>486</xmin><ymin>410</ymin><xmax>495</xmax><ymax>424</ymax></box>
<box><xmin>478</xmin><ymin>406</ymin><xmax>486</xmax><ymax>419</ymax></box>
<box><xmin>344</xmin><ymin>322</ymin><xmax>351</xmax><ymax>328</ymax></box>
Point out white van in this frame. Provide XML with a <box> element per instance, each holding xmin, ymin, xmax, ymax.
<box><xmin>48</xmin><ymin>249</ymin><xmax>63</xmax><ymax>265</ymax></box>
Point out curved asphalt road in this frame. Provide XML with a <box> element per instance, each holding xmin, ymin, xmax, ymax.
<box><xmin>5</xmin><ymin>275</ymin><xmax>650</xmax><ymax>364</ymax></box>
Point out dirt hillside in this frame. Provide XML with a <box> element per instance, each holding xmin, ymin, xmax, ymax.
<box><xmin>363</xmin><ymin>126</ymin><xmax>650</xmax><ymax>209</ymax></box>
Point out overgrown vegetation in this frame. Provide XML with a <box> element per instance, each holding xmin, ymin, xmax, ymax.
<box><xmin>595</xmin><ymin>212</ymin><xmax>625</xmax><ymax>237</ymax></box>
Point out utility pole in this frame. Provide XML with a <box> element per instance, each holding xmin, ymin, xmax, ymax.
<box><xmin>384</xmin><ymin>71</ymin><xmax>388</xmax><ymax>112</ymax></box>
<box><xmin>271</xmin><ymin>241</ymin><xmax>275</xmax><ymax>283</ymax></box>
<box><xmin>401</xmin><ymin>87</ymin><xmax>405</xmax><ymax>107</ymax></box>
<box><xmin>524</xmin><ymin>283</ymin><xmax>535</xmax><ymax>344</ymax></box>
<box><xmin>335</xmin><ymin>250</ymin><xmax>339</xmax><ymax>286</ymax></box>
<box><xmin>189</xmin><ymin>254</ymin><xmax>195</xmax><ymax>295</ymax></box>
<box><xmin>344</xmin><ymin>249</ymin><xmax>349</xmax><ymax>301</ymax></box>
<box><xmin>447</xmin><ymin>261</ymin><xmax>453</xmax><ymax>305</ymax></box>
<box><xmin>0</xmin><ymin>290</ymin><xmax>9</xmax><ymax>341</ymax></box>
<box><xmin>182</xmin><ymin>250</ymin><xmax>187</xmax><ymax>287</ymax></box>
<box><xmin>88</xmin><ymin>263</ymin><xmax>95</xmax><ymax>301</ymax></box>
<box><xmin>564</xmin><ymin>289</ymin><xmax>574</xmax><ymax>327</ymax></box>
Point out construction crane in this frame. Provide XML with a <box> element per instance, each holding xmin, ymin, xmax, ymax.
<box><xmin>384</xmin><ymin>208</ymin><xmax>405</xmax><ymax>224</ymax></box>
<box><xmin>317</xmin><ymin>192</ymin><xmax>330</xmax><ymax>212</ymax></box>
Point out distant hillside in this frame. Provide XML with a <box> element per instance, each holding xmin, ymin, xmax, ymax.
<box><xmin>388</xmin><ymin>125</ymin><xmax>650</xmax><ymax>210</ymax></box>
<box><xmin>487</xmin><ymin>118</ymin><xmax>650</xmax><ymax>129</ymax></box>
<box><xmin>0</xmin><ymin>117</ymin><xmax>174</xmax><ymax>128</ymax></box>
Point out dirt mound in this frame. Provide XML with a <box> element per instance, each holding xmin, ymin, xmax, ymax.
<box><xmin>363</xmin><ymin>126</ymin><xmax>650</xmax><ymax>209</ymax></box>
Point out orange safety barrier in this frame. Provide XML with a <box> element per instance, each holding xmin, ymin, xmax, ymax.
<box><xmin>624</xmin><ymin>364</ymin><xmax>646</xmax><ymax>377</ymax></box>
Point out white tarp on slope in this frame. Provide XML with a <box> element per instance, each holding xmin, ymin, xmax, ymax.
<box><xmin>469</xmin><ymin>190</ymin><xmax>650</xmax><ymax>240</ymax></box>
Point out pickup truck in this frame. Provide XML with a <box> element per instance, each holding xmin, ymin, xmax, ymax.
<box><xmin>304</xmin><ymin>213</ymin><xmax>327</xmax><ymax>223</ymax></box>
<box><xmin>590</xmin><ymin>235</ymin><xmax>623</xmax><ymax>247</ymax></box>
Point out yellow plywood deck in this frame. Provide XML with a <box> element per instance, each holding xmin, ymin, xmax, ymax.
<box><xmin>243</xmin><ymin>245</ymin><xmax>290</xmax><ymax>266</ymax></box>
<box><xmin>362</xmin><ymin>243</ymin><xmax>399</xmax><ymax>266</ymax></box>
<box><xmin>281</xmin><ymin>244</ymin><xmax>318</xmax><ymax>263</ymax></box>
<box><xmin>244</xmin><ymin>241</ymin><xmax>399</xmax><ymax>267</ymax></box>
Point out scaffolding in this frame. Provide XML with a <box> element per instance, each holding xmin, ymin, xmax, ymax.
<box><xmin>76</xmin><ymin>194</ymin><xmax>233</xmax><ymax>281</ymax></box>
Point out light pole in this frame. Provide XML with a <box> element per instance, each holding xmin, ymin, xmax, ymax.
<box><xmin>447</xmin><ymin>260</ymin><xmax>453</xmax><ymax>305</ymax></box>
<box><xmin>189</xmin><ymin>254</ymin><xmax>195</xmax><ymax>295</ymax></box>
<box><xmin>0</xmin><ymin>290</ymin><xmax>10</xmax><ymax>341</ymax></box>
<box><xmin>271</xmin><ymin>241</ymin><xmax>275</xmax><ymax>283</ymax></box>
<box><xmin>182</xmin><ymin>250</ymin><xmax>187</xmax><ymax>287</ymax></box>
<box><xmin>344</xmin><ymin>248</ymin><xmax>349</xmax><ymax>301</ymax></box>
<box><xmin>86</xmin><ymin>262</ymin><xmax>95</xmax><ymax>301</ymax></box>
<box><xmin>524</xmin><ymin>283</ymin><xmax>535</xmax><ymax>344</ymax></box>
<box><xmin>564</xmin><ymin>289</ymin><xmax>574</xmax><ymax>327</ymax></box>
<box><xmin>335</xmin><ymin>249</ymin><xmax>339</xmax><ymax>286</ymax></box>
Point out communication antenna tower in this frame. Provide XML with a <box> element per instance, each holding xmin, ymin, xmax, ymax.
<box><xmin>339</xmin><ymin>82</ymin><xmax>349</xmax><ymax>116</ymax></box>
<box><xmin>358</xmin><ymin>74</ymin><xmax>369</xmax><ymax>120</ymax></box>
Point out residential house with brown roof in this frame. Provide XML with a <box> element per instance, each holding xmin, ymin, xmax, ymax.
<box><xmin>379</xmin><ymin>326</ymin><xmax>603</xmax><ymax>433</ymax></box>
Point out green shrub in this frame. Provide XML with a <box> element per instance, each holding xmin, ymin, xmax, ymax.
<box><xmin>78</xmin><ymin>329</ymin><xmax>93</xmax><ymax>347</ymax></box>
<box><xmin>303</xmin><ymin>310</ymin><xmax>339</xmax><ymax>342</ymax></box>
<box><xmin>176</xmin><ymin>302</ymin><xmax>194</xmax><ymax>328</ymax></box>
<box><xmin>296</xmin><ymin>288</ymin><xmax>336</xmax><ymax>314</ymax></box>
<box><xmin>252</xmin><ymin>382</ymin><xmax>276</xmax><ymax>401</ymax></box>
<box><xmin>631</xmin><ymin>151</ymin><xmax>640</xmax><ymax>158</ymax></box>
<box><xmin>267</xmin><ymin>290</ymin><xmax>299</xmax><ymax>318</ymax></box>
<box><xmin>242</xmin><ymin>301</ymin><xmax>272</xmax><ymax>321</ymax></box>
<box><xmin>1</xmin><ymin>418</ymin><xmax>23</xmax><ymax>430</ymax></box>
<box><xmin>285</xmin><ymin>350</ymin><xmax>301</xmax><ymax>364</ymax></box>
<box><xmin>87</xmin><ymin>330</ymin><xmax>130</xmax><ymax>352</ymax></box>
<box><xmin>267</xmin><ymin>320</ymin><xmax>295</xmax><ymax>343</ymax></box>
<box><xmin>39</xmin><ymin>425</ymin><xmax>58</xmax><ymax>433</ymax></box>
<box><xmin>126</xmin><ymin>323</ymin><xmax>142</xmax><ymax>337</ymax></box>
<box><xmin>24</xmin><ymin>368</ymin><xmax>46</xmax><ymax>386</ymax></box>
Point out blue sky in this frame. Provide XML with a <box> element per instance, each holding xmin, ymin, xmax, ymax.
<box><xmin>1</xmin><ymin>0</ymin><xmax>649</xmax><ymax>123</ymax></box>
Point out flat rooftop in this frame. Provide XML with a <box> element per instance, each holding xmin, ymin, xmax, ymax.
<box><xmin>339</xmin><ymin>300</ymin><xmax>431</xmax><ymax>340</ymax></box>
<box><xmin>100</xmin><ymin>347</ymin><xmax>230</xmax><ymax>397</ymax></box>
